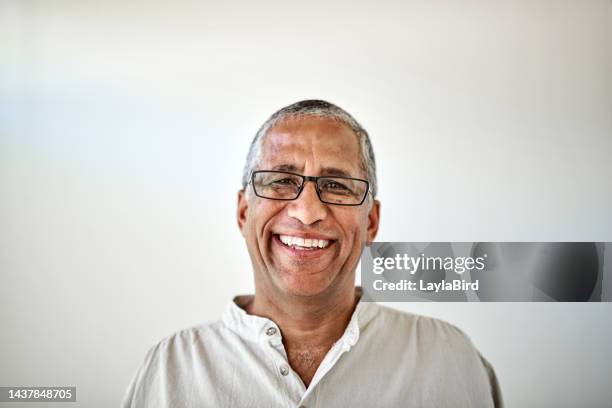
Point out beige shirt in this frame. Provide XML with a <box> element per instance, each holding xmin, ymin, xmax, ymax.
<box><xmin>122</xmin><ymin>292</ymin><xmax>503</xmax><ymax>407</ymax></box>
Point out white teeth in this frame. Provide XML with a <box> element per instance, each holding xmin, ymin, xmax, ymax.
<box><xmin>278</xmin><ymin>235</ymin><xmax>330</xmax><ymax>249</ymax></box>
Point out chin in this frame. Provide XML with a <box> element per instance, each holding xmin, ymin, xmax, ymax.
<box><xmin>275</xmin><ymin>271</ymin><xmax>335</xmax><ymax>298</ymax></box>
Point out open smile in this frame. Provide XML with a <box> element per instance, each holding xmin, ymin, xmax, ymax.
<box><xmin>278</xmin><ymin>234</ymin><xmax>331</xmax><ymax>249</ymax></box>
<box><xmin>272</xmin><ymin>234</ymin><xmax>336</xmax><ymax>256</ymax></box>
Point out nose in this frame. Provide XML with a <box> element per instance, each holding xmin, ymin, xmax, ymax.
<box><xmin>286</xmin><ymin>181</ymin><xmax>328</xmax><ymax>225</ymax></box>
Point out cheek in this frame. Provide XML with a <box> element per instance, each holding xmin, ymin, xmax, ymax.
<box><xmin>337</xmin><ymin>211</ymin><xmax>370</xmax><ymax>246</ymax></box>
<box><xmin>248</xmin><ymin>201</ymin><xmax>282</xmax><ymax>240</ymax></box>
<box><xmin>243</xmin><ymin>202</ymin><xmax>262</xmax><ymax>243</ymax></box>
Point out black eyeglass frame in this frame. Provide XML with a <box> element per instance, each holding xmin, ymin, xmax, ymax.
<box><xmin>249</xmin><ymin>170</ymin><xmax>371</xmax><ymax>206</ymax></box>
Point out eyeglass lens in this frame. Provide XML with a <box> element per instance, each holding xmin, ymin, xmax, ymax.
<box><xmin>252</xmin><ymin>171</ymin><xmax>368</xmax><ymax>205</ymax></box>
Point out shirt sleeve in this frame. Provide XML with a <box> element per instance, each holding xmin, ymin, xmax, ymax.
<box><xmin>120</xmin><ymin>343</ymin><xmax>160</xmax><ymax>408</ymax></box>
<box><xmin>478</xmin><ymin>353</ymin><xmax>504</xmax><ymax>408</ymax></box>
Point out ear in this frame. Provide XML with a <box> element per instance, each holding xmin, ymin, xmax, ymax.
<box><xmin>366</xmin><ymin>199</ymin><xmax>381</xmax><ymax>243</ymax></box>
<box><xmin>237</xmin><ymin>190</ymin><xmax>249</xmax><ymax>236</ymax></box>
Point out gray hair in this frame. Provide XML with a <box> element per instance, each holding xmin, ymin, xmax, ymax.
<box><xmin>241</xmin><ymin>100</ymin><xmax>378</xmax><ymax>197</ymax></box>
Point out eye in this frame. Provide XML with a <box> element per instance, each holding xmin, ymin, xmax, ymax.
<box><xmin>320</xmin><ymin>180</ymin><xmax>353</xmax><ymax>194</ymax></box>
<box><xmin>264</xmin><ymin>176</ymin><xmax>301</xmax><ymax>190</ymax></box>
<box><xmin>272</xmin><ymin>177</ymin><xmax>299</xmax><ymax>186</ymax></box>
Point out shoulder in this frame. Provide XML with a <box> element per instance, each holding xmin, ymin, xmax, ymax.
<box><xmin>372</xmin><ymin>304</ymin><xmax>476</xmax><ymax>348</ymax></box>
<box><xmin>122</xmin><ymin>320</ymin><xmax>232</xmax><ymax>408</ymax></box>
<box><xmin>144</xmin><ymin>319</ymin><xmax>228</xmax><ymax>363</ymax></box>
<box><xmin>367</xmin><ymin>305</ymin><xmax>496</xmax><ymax>383</ymax></box>
<box><xmin>121</xmin><ymin>320</ymin><xmax>227</xmax><ymax>403</ymax></box>
<box><xmin>362</xmin><ymin>305</ymin><xmax>503</xmax><ymax>407</ymax></box>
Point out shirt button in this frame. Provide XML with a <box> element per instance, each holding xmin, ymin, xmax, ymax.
<box><xmin>266</xmin><ymin>327</ymin><xmax>277</xmax><ymax>336</ymax></box>
<box><xmin>279</xmin><ymin>364</ymin><xmax>290</xmax><ymax>376</ymax></box>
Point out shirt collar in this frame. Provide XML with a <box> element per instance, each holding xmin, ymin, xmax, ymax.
<box><xmin>221</xmin><ymin>287</ymin><xmax>379</xmax><ymax>348</ymax></box>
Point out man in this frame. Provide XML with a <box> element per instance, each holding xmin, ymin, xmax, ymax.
<box><xmin>122</xmin><ymin>100</ymin><xmax>503</xmax><ymax>407</ymax></box>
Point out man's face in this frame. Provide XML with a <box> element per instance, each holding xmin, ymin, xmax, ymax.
<box><xmin>237</xmin><ymin>116</ymin><xmax>380</xmax><ymax>298</ymax></box>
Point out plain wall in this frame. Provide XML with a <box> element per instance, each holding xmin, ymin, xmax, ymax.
<box><xmin>1</xmin><ymin>1</ymin><xmax>611</xmax><ymax>406</ymax></box>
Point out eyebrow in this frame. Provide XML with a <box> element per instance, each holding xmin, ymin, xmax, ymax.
<box><xmin>270</xmin><ymin>164</ymin><xmax>354</xmax><ymax>178</ymax></box>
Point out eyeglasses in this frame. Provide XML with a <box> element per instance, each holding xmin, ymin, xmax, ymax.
<box><xmin>249</xmin><ymin>170</ymin><xmax>370</xmax><ymax>206</ymax></box>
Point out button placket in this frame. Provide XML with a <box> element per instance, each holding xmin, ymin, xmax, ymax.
<box><xmin>263</xmin><ymin>326</ymin><xmax>293</xmax><ymax>379</ymax></box>
<box><xmin>266</xmin><ymin>343</ymin><xmax>305</xmax><ymax>405</ymax></box>
<box><xmin>261</xmin><ymin>322</ymin><xmax>306</xmax><ymax>403</ymax></box>
<box><xmin>264</xmin><ymin>325</ymin><xmax>284</xmax><ymax>348</ymax></box>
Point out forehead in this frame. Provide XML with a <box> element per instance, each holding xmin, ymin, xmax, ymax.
<box><xmin>259</xmin><ymin>116</ymin><xmax>362</xmax><ymax>176</ymax></box>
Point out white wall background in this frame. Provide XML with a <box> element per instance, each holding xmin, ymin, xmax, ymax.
<box><xmin>1</xmin><ymin>1</ymin><xmax>611</xmax><ymax>406</ymax></box>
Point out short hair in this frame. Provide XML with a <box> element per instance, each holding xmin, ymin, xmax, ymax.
<box><xmin>241</xmin><ymin>100</ymin><xmax>378</xmax><ymax>197</ymax></box>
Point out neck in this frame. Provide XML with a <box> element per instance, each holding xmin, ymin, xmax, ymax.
<box><xmin>244</xmin><ymin>284</ymin><xmax>359</xmax><ymax>387</ymax></box>
<box><xmin>246</xmin><ymin>285</ymin><xmax>358</xmax><ymax>347</ymax></box>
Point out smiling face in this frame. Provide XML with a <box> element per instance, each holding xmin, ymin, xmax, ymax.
<box><xmin>237</xmin><ymin>116</ymin><xmax>380</xmax><ymax>300</ymax></box>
